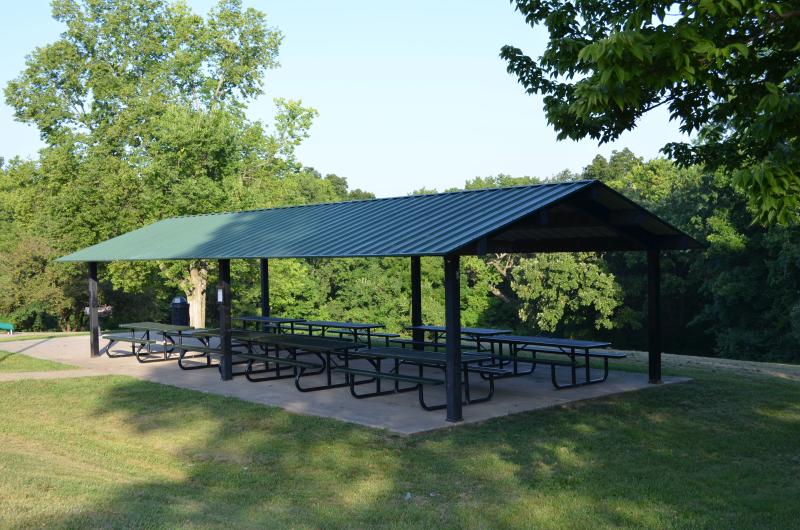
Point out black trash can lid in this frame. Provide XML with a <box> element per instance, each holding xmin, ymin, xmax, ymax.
<box><xmin>171</xmin><ymin>295</ymin><xmax>188</xmax><ymax>304</ymax></box>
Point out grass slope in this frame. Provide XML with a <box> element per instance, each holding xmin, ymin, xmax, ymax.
<box><xmin>0</xmin><ymin>366</ymin><xmax>798</xmax><ymax>529</ymax></box>
<box><xmin>0</xmin><ymin>350</ymin><xmax>76</xmax><ymax>372</ymax></box>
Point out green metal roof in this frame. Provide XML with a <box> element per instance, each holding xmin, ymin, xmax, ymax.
<box><xmin>57</xmin><ymin>180</ymin><xmax>701</xmax><ymax>262</ymax></box>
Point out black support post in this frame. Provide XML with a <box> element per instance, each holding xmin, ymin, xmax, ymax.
<box><xmin>647</xmin><ymin>250</ymin><xmax>662</xmax><ymax>384</ymax></box>
<box><xmin>219</xmin><ymin>259</ymin><xmax>233</xmax><ymax>380</ymax></box>
<box><xmin>410</xmin><ymin>256</ymin><xmax>423</xmax><ymax>350</ymax></box>
<box><xmin>444</xmin><ymin>254</ymin><xmax>462</xmax><ymax>422</ymax></box>
<box><xmin>88</xmin><ymin>262</ymin><xmax>100</xmax><ymax>357</ymax></box>
<box><xmin>260</xmin><ymin>258</ymin><xmax>270</xmax><ymax>331</ymax></box>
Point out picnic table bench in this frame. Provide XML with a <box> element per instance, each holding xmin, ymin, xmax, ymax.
<box><xmin>181</xmin><ymin>330</ymin><xmax>360</xmax><ymax>390</ymax></box>
<box><xmin>169</xmin><ymin>328</ymin><xmax>252</xmax><ymax>374</ymax></box>
<box><xmin>242</xmin><ymin>333</ymin><xmax>358</xmax><ymax>391</ymax></box>
<box><xmin>164</xmin><ymin>327</ymin><xmax>350</xmax><ymax>386</ymax></box>
<box><xmin>484</xmin><ymin>334</ymin><xmax>623</xmax><ymax>389</ymax></box>
<box><xmin>335</xmin><ymin>346</ymin><xmax>508</xmax><ymax>410</ymax></box>
<box><xmin>0</xmin><ymin>322</ymin><xmax>14</xmax><ymax>335</ymax></box>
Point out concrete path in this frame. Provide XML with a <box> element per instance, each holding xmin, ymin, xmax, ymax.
<box><xmin>0</xmin><ymin>368</ymin><xmax>103</xmax><ymax>382</ymax></box>
<box><xmin>0</xmin><ymin>335</ymin><xmax>688</xmax><ymax>435</ymax></box>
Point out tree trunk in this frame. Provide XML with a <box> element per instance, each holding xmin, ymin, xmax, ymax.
<box><xmin>186</xmin><ymin>263</ymin><xmax>208</xmax><ymax>328</ymax></box>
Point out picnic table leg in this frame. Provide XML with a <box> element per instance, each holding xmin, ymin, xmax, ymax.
<box><xmin>512</xmin><ymin>342</ymin><xmax>519</xmax><ymax>374</ymax></box>
<box><xmin>570</xmin><ymin>348</ymin><xmax>577</xmax><ymax>386</ymax></box>
<box><xmin>583</xmin><ymin>347</ymin><xmax>591</xmax><ymax>383</ymax></box>
<box><xmin>326</xmin><ymin>351</ymin><xmax>333</xmax><ymax>387</ymax></box>
<box><xmin>394</xmin><ymin>358</ymin><xmax>401</xmax><ymax>392</ymax></box>
<box><xmin>462</xmin><ymin>363</ymin><xmax>471</xmax><ymax>403</ymax></box>
<box><xmin>374</xmin><ymin>356</ymin><xmax>382</xmax><ymax>393</ymax></box>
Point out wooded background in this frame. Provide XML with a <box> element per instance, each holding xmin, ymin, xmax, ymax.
<box><xmin>1</xmin><ymin>0</ymin><xmax>798</xmax><ymax>362</ymax></box>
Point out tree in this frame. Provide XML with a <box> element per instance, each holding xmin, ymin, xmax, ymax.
<box><xmin>3</xmin><ymin>0</ymin><xmax>319</xmax><ymax>327</ymax></box>
<box><xmin>501</xmin><ymin>0</ymin><xmax>800</xmax><ymax>224</ymax></box>
<box><xmin>586</xmin><ymin>149</ymin><xmax>800</xmax><ymax>361</ymax></box>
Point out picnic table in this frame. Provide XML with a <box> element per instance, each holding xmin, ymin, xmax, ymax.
<box><xmin>173</xmin><ymin>328</ymin><xmax>361</xmax><ymax>390</ymax></box>
<box><xmin>335</xmin><ymin>346</ymin><xmax>509</xmax><ymax>410</ymax></box>
<box><xmin>236</xmin><ymin>332</ymin><xmax>363</xmax><ymax>391</ymax></box>
<box><xmin>297</xmin><ymin>320</ymin><xmax>386</xmax><ymax>347</ymax></box>
<box><xmin>401</xmin><ymin>324</ymin><xmax>512</xmax><ymax>351</ymax></box>
<box><xmin>234</xmin><ymin>315</ymin><xmax>305</xmax><ymax>333</ymax></box>
<box><xmin>105</xmin><ymin>322</ymin><xmax>195</xmax><ymax>363</ymax></box>
<box><xmin>484</xmin><ymin>334</ymin><xmax>623</xmax><ymax>388</ymax></box>
<box><xmin>170</xmin><ymin>327</ymin><xmax>254</xmax><ymax>374</ymax></box>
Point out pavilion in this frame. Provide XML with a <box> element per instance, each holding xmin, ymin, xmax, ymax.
<box><xmin>58</xmin><ymin>180</ymin><xmax>701</xmax><ymax>421</ymax></box>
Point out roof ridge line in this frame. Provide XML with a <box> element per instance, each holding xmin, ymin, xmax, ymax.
<box><xmin>171</xmin><ymin>180</ymin><xmax>597</xmax><ymax>220</ymax></box>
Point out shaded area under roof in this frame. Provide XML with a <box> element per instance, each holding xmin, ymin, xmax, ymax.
<box><xmin>57</xmin><ymin>180</ymin><xmax>702</xmax><ymax>262</ymax></box>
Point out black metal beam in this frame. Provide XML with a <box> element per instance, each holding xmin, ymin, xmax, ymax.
<box><xmin>463</xmin><ymin>239</ymin><xmax>636</xmax><ymax>254</ymax></box>
<box><xmin>260</xmin><ymin>258</ymin><xmax>270</xmax><ymax>331</ymax></box>
<box><xmin>443</xmin><ymin>254</ymin><xmax>462</xmax><ymax>422</ymax></box>
<box><xmin>88</xmin><ymin>262</ymin><xmax>100</xmax><ymax>357</ymax></box>
<box><xmin>570</xmin><ymin>195</ymin><xmax>654</xmax><ymax>249</ymax></box>
<box><xmin>410</xmin><ymin>256</ymin><xmax>423</xmax><ymax>350</ymax></box>
<box><xmin>648</xmin><ymin>250</ymin><xmax>662</xmax><ymax>384</ymax></box>
<box><xmin>219</xmin><ymin>259</ymin><xmax>233</xmax><ymax>380</ymax></box>
<box><xmin>460</xmin><ymin>234</ymin><xmax>698</xmax><ymax>254</ymax></box>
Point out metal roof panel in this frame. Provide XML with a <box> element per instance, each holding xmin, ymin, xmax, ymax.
<box><xmin>57</xmin><ymin>180</ymin><xmax>700</xmax><ymax>262</ymax></box>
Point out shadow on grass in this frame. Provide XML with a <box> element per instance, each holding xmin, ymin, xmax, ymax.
<box><xmin>5</xmin><ymin>369</ymin><xmax>800</xmax><ymax>529</ymax></box>
<box><xmin>0</xmin><ymin>350</ymin><xmax>13</xmax><ymax>365</ymax></box>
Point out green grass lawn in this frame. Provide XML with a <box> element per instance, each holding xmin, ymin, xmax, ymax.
<box><xmin>0</xmin><ymin>363</ymin><xmax>798</xmax><ymax>529</ymax></box>
<box><xmin>0</xmin><ymin>350</ymin><xmax>76</xmax><ymax>372</ymax></box>
<box><xmin>0</xmin><ymin>331</ymin><xmax>88</xmax><ymax>343</ymax></box>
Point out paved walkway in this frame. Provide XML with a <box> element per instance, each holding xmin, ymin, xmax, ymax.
<box><xmin>0</xmin><ymin>335</ymin><xmax>688</xmax><ymax>435</ymax></box>
<box><xmin>0</xmin><ymin>368</ymin><xmax>103</xmax><ymax>382</ymax></box>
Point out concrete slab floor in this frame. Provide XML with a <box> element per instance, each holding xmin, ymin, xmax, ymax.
<box><xmin>0</xmin><ymin>335</ymin><xmax>688</xmax><ymax>435</ymax></box>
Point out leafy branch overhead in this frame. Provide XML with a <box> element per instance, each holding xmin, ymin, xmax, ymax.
<box><xmin>501</xmin><ymin>0</ymin><xmax>800</xmax><ymax>224</ymax></box>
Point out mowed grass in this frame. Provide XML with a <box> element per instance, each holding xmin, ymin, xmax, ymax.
<box><xmin>0</xmin><ymin>331</ymin><xmax>88</xmax><ymax>343</ymax></box>
<box><xmin>0</xmin><ymin>364</ymin><xmax>798</xmax><ymax>529</ymax></box>
<box><xmin>0</xmin><ymin>350</ymin><xmax>76</xmax><ymax>372</ymax></box>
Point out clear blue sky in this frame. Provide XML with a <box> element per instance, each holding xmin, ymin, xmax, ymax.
<box><xmin>0</xmin><ymin>1</ymin><xmax>687</xmax><ymax>197</ymax></box>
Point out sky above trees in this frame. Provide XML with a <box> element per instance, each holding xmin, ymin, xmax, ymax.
<box><xmin>0</xmin><ymin>0</ymin><xmax>689</xmax><ymax>197</ymax></box>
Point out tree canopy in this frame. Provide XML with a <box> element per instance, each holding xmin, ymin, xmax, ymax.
<box><xmin>501</xmin><ymin>0</ymin><xmax>800</xmax><ymax>224</ymax></box>
<box><xmin>2</xmin><ymin>0</ymin><xmax>326</xmax><ymax>328</ymax></box>
<box><xmin>1</xmin><ymin>0</ymin><xmax>797</xmax><ymax>363</ymax></box>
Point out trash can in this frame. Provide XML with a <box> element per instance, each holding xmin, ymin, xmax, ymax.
<box><xmin>170</xmin><ymin>296</ymin><xmax>190</xmax><ymax>326</ymax></box>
